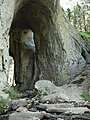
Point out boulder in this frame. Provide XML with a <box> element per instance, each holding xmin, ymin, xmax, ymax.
<box><xmin>11</xmin><ymin>98</ymin><xmax>29</xmax><ymax>110</ymax></box>
<box><xmin>9</xmin><ymin>111</ymin><xmax>43</xmax><ymax>120</ymax></box>
<box><xmin>35</xmin><ymin>80</ymin><xmax>56</xmax><ymax>94</ymax></box>
<box><xmin>35</xmin><ymin>80</ymin><xmax>83</xmax><ymax>102</ymax></box>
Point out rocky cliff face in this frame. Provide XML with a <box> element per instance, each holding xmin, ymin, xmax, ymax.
<box><xmin>0</xmin><ymin>0</ymin><xmax>89</xmax><ymax>91</ymax></box>
<box><xmin>0</xmin><ymin>0</ymin><xmax>15</xmax><ymax>88</ymax></box>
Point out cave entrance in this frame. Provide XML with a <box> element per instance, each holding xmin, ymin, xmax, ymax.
<box><xmin>9</xmin><ymin>29</ymin><xmax>35</xmax><ymax>91</ymax></box>
<box><xmin>9</xmin><ymin>0</ymin><xmax>54</xmax><ymax>91</ymax></box>
<box><xmin>9</xmin><ymin>0</ymin><xmax>70</xmax><ymax>91</ymax></box>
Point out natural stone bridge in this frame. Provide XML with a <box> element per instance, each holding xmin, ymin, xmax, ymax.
<box><xmin>0</xmin><ymin>0</ymin><xmax>89</xmax><ymax>91</ymax></box>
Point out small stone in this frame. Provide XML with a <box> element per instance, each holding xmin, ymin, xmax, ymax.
<box><xmin>27</xmin><ymin>99</ymin><xmax>32</xmax><ymax>104</ymax></box>
<box><xmin>36</xmin><ymin>105</ymin><xmax>47</xmax><ymax>111</ymax></box>
<box><xmin>30</xmin><ymin>107</ymin><xmax>37</xmax><ymax>112</ymax></box>
<box><xmin>57</xmin><ymin>118</ymin><xmax>64</xmax><ymax>120</ymax></box>
<box><xmin>30</xmin><ymin>117</ymin><xmax>40</xmax><ymax>120</ymax></box>
<box><xmin>34</xmin><ymin>100</ymin><xmax>39</xmax><ymax>105</ymax></box>
<box><xmin>27</xmin><ymin>104</ymin><xmax>32</xmax><ymax>109</ymax></box>
<box><xmin>84</xmin><ymin>102</ymin><xmax>90</xmax><ymax>109</ymax></box>
<box><xmin>3</xmin><ymin>108</ymin><xmax>9</xmax><ymax>114</ymax></box>
<box><xmin>41</xmin><ymin>111</ymin><xmax>55</xmax><ymax>119</ymax></box>
<box><xmin>16</xmin><ymin>107</ymin><xmax>28</xmax><ymax>112</ymax></box>
<box><xmin>46</xmin><ymin>101</ymin><xmax>50</xmax><ymax>104</ymax></box>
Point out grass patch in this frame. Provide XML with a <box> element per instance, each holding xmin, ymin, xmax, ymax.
<box><xmin>81</xmin><ymin>92</ymin><xmax>90</xmax><ymax>102</ymax></box>
<box><xmin>35</xmin><ymin>90</ymin><xmax>48</xmax><ymax>99</ymax></box>
<box><xmin>3</xmin><ymin>85</ymin><xmax>20</xmax><ymax>100</ymax></box>
<box><xmin>80</xmin><ymin>32</ymin><xmax>90</xmax><ymax>38</ymax></box>
<box><xmin>0</xmin><ymin>96</ymin><xmax>7</xmax><ymax>109</ymax></box>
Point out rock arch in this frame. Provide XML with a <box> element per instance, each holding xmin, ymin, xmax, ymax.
<box><xmin>9</xmin><ymin>0</ymin><xmax>87</xmax><ymax>90</ymax></box>
<box><xmin>1</xmin><ymin>0</ymin><xmax>89</xmax><ymax>91</ymax></box>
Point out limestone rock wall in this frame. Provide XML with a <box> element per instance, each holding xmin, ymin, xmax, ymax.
<box><xmin>0</xmin><ymin>0</ymin><xmax>15</xmax><ymax>88</ymax></box>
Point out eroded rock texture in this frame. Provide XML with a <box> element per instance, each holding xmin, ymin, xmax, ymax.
<box><xmin>0</xmin><ymin>0</ymin><xmax>15</xmax><ymax>88</ymax></box>
<box><xmin>10</xmin><ymin>30</ymin><xmax>35</xmax><ymax>90</ymax></box>
<box><xmin>0</xmin><ymin>0</ymin><xmax>90</xmax><ymax>90</ymax></box>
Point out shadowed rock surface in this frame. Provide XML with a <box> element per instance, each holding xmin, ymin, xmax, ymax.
<box><xmin>8</xmin><ymin>0</ymin><xmax>90</xmax><ymax>90</ymax></box>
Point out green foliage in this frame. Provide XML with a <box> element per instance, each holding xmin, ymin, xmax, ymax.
<box><xmin>0</xmin><ymin>96</ymin><xmax>7</xmax><ymax>109</ymax></box>
<box><xmin>35</xmin><ymin>90</ymin><xmax>47</xmax><ymax>99</ymax></box>
<box><xmin>65</xmin><ymin>2</ymin><xmax>90</xmax><ymax>32</ymax></box>
<box><xmin>81</xmin><ymin>92</ymin><xmax>90</xmax><ymax>102</ymax></box>
<box><xmin>3</xmin><ymin>85</ymin><xmax>19</xmax><ymax>100</ymax></box>
<box><xmin>80</xmin><ymin>32</ymin><xmax>90</xmax><ymax>38</ymax></box>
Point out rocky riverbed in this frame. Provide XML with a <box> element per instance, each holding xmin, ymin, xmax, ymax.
<box><xmin>0</xmin><ymin>96</ymin><xmax>90</xmax><ymax>120</ymax></box>
<box><xmin>0</xmin><ymin>65</ymin><xmax>90</xmax><ymax>120</ymax></box>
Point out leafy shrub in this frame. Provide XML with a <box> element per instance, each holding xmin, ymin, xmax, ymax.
<box><xmin>3</xmin><ymin>85</ymin><xmax>20</xmax><ymax>100</ymax></box>
<box><xmin>80</xmin><ymin>32</ymin><xmax>90</xmax><ymax>38</ymax></box>
<box><xmin>81</xmin><ymin>92</ymin><xmax>90</xmax><ymax>102</ymax></box>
